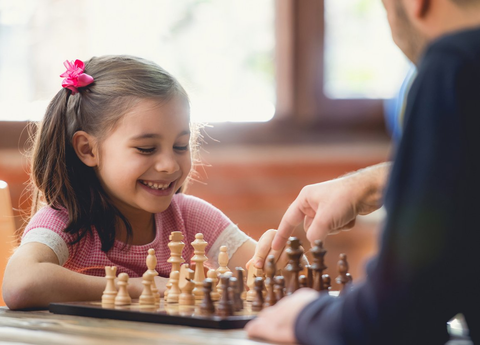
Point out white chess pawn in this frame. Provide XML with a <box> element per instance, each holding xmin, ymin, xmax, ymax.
<box><xmin>207</xmin><ymin>269</ymin><xmax>220</xmax><ymax>301</ymax></box>
<box><xmin>115</xmin><ymin>273</ymin><xmax>132</xmax><ymax>306</ymax></box>
<box><xmin>217</xmin><ymin>246</ymin><xmax>231</xmax><ymax>275</ymax></box>
<box><xmin>146</xmin><ymin>248</ymin><xmax>160</xmax><ymax>304</ymax></box>
<box><xmin>102</xmin><ymin>266</ymin><xmax>117</xmax><ymax>305</ymax></box>
<box><xmin>167</xmin><ymin>270</ymin><xmax>181</xmax><ymax>304</ymax></box>
<box><xmin>139</xmin><ymin>271</ymin><xmax>155</xmax><ymax>305</ymax></box>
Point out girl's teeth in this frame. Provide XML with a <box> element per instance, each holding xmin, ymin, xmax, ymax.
<box><xmin>142</xmin><ymin>181</ymin><xmax>170</xmax><ymax>190</ymax></box>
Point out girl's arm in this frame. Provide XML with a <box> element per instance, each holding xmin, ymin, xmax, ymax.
<box><xmin>227</xmin><ymin>238</ymin><xmax>257</xmax><ymax>271</ymax></box>
<box><xmin>2</xmin><ymin>242</ymin><xmax>167</xmax><ymax>309</ymax></box>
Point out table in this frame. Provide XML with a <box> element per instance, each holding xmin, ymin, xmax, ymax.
<box><xmin>0</xmin><ymin>307</ymin><xmax>274</xmax><ymax>345</ymax></box>
<box><xmin>0</xmin><ymin>307</ymin><xmax>473</xmax><ymax>345</ymax></box>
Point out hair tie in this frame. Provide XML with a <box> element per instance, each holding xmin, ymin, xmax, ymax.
<box><xmin>60</xmin><ymin>59</ymin><xmax>94</xmax><ymax>95</ymax></box>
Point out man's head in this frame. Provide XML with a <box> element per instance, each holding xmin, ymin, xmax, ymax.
<box><xmin>382</xmin><ymin>0</ymin><xmax>480</xmax><ymax>64</ymax></box>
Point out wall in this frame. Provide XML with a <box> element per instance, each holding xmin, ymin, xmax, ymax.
<box><xmin>0</xmin><ymin>124</ymin><xmax>391</xmax><ymax>289</ymax></box>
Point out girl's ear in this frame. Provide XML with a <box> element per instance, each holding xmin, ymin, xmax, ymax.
<box><xmin>72</xmin><ymin>131</ymin><xmax>99</xmax><ymax>167</ymax></box>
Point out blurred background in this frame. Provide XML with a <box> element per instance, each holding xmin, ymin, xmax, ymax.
<box><xmin>0</xmin><ymin>0</ymin><xmax>410</xmax><ymax>285</ymax></box>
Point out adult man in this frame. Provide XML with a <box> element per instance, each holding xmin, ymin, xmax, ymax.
<box><xmin>246</xmin><ymin>0</ymin><xmax>480</xmax><ymax>343</ymax></box>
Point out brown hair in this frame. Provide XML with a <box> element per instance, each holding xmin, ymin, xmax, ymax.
<box><xmin>30</xmin><ymin>55</ymin><xmax>191</xmax><ymax>252</ymax></box>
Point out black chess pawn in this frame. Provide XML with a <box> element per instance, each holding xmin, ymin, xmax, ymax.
<box><xmin>285</xmin><ymin>237</ymin><xmax>304</xmax><ymax>295</ymax></box>
<box><xmin>251</xmin><ymin>277</ymin><xmax>265</xmax><ymax>311</ymax></box>
<box><xmin>311</xmin><ymin>240</ymin><xmax>327</xmax><ymax>292</ymax></box>
<box><xmin>306</xmin><ymin>265</ymin><xmax>313</xmax><ymax>288</ymax></box>
<box><xmin>298</xmin><ymin>275</ymin><xmax>308</xmax><ymax>288</ymax></box>
<box><xmin>229</xmin><ymin>276</ymin><xmax>243</xmax><ymax>312</ymax></box>
<box><xmin>216</xmin><ymin>274</ymin><xmax>234</xmax><ymax>317</ymax></box>
<box><xmin>322</xmin><ymin>274</ymin><xmax>331</xmax><ymax>294</ymax></box>
<box><xmin>336</xmin><ymin>253</ymin><xmax>353</xmax><ymax>296</ymax></box>
<box><xmin>274</xmin><ymin>275</ymin><xmax>285</xmax><ymax>301</ymax></box>
<box><xmin>199</xmin><ymin>278</ymin><xmax>215</xmax><ymax>315</ymax></box>
<box><xmin>263</xmin><ymin>255</ymin><xmax>277</xmax><ymax>307</ymax></box>
<box><xmin>235</xmin><ymin>267</ymin><xmax>246</xmax><ymax>300</ymax></box>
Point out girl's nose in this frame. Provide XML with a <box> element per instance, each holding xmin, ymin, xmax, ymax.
<box><xmin>155</xmin><ymin>151</ymin><xmax>180</xmax><ymax>173</ymax></box>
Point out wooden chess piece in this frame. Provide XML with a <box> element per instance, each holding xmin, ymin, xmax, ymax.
<box><xmin>246</xmin><ymin>265</ymin><xmax>264</xmax><ymax>302</ymax></box>
<box><xmin>102</xmin><ymin>266</ymin><xmax>117</xmax><ymax>305</ymax></box>
<box><xmin>263</xmin><ymin>255</ymin><xmax>277</xmax><ymax>307</ymax></box>
<box><xmin>191</xmin><ymin>233</ymin><xmax>208</xmax><ymax>300</ymax></box>
<box><xmin>207</xmin><ymin>269</ymin><xmax>220</xmax><ymax>301</ymax></box>
<box><xmin>216</xmin><ymin>274</ymin><xmax>234</xmax><ymax>317</ymax></box>
<box><xmin>299</xmin><ymin>275</ymin><xmax>308</xmax><ymax>288</ymax></box>
<box><xmin>179</xmin><ymin>267</ymin><xmax>195</xmax><ymax>306</ymax></box>
<box><xmin>217</xmin><ymin>245</ymin><xmax>231</xmax><ymax>275</ymax></box>
<box><xmin>285</xmin><ymin>237</ymin><xmax>304</xmax><ymax>295</ymax></box>
<box><xmin>251</xmin><ymin>277</ymin><xmax>265</xmax><ymax>312</ymax></box>
<box><xmin>146</xmin><ymin>248</ymin><xmax>160</xmax><ymax>304</ymax></box>
<box><xmin>229</xmin><ymin>276</ymin><xmax>243</xmax><ymax>312</ymax></box>
<box><xmin>167</xmin><ymin>270</ymin><xmax>181</xmax><ymax>303</ymax></box>
<box><xmin>306</xmin><ymin>265</ymin><xmax>314</xmax><ymax>288</ymax></box>
<box><xmin>336</xmin><ymin>253</ymin><xmax>353</xmax><ymax>296</ymax></box>
<box><xmin>274</xmin><ymin>275</ymin><xmax>285</xmax><ymax>301</ymax></box>
<box><xmin>139</xmin><ymin>271</ymin><xmax>155</xmax><ymax>305</ymax></box>
<box><xmin>322</xmin><ymin>274</ymin><xmax>331</xmax><ymax>293</ymax></box>
<box><xmin>311</xmin><ymin>240</ymin><xmax>327</xmax><ymax>292</ymax></box>
<box><xmin>165</xmin><ymin>231</ymin><xmax>185</xmax><ymax>300</ymax></box>
<box><xmin>115</xmin><ymin>272</ymin><xmax>132</xmax><ymax>306</ymax></box>
<box><xmin>235</xmin><ymin>267</ymin><xmax>246</xmax><ymax>300</ymax></box>
<box><xmin>199</xmin><ymin>278</ymin><xmax>215</xmax><ymax>315</ymax></box>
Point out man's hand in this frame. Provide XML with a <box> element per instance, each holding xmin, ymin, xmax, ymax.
<box><xmin>272</xmin><ymin>162</ymin><xmax>390</xmax><ymax>251</ymax></box>
<box><xmin>245</xmin><ymin>288</ymin><xmax>319</xmax><ymax>343</ymax></box>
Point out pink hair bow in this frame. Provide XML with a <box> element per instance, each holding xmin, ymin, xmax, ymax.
<box><xmin>60</xmin><ymin>59</ymin><xmax>94</xmax><ymax>95</ymax></box>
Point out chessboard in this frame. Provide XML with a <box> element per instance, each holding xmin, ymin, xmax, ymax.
<box><xmin>49</xmin><ymin>233</ymin><xmax>349</xmax><ymax>330</ymax></box>
<box><xmin>49</xmin><ymin>299</ymin><xmax>257</xmax><ymax>329</ymax></box>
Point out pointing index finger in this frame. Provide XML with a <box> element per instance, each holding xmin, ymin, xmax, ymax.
<box><xmin>272</xmin><ymin>202</ymin><xmax>304</xmax><ymax>250</ymax></box>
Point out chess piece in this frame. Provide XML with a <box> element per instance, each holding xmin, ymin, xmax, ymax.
<box><xmin>322</xmin><ymin>274</ymin><xmax>331</xmax><ymax>293</ymax></box>
<box><xmin>167</xmin><ymin>270</ymin><xmax>181</xmax><ymax>303</ymax></box>
<box><xmin>235</xmin><ymin>267</ymin><xmax>246</xmax><ymax>300</ymax></box>
<box><xmin>165</xmin><ymin>232</ymin><xmax>185</xmax><ymax>300</ymax></box>
<box><xmin>285</xmin><ymin>237</ymin><xmax>304</xmax><ymax>295</ymax></box>
<box><xmin>263</xmin><ymin>255</ymin><xmax>277</xmax><ymax>307</ymax></box>
<box><xmin>229</xmin><ymin>276</ymin><xmax>243</xmax><ymax>312</ymax></box>
<box><xmin>207</xmin><ymin>269</ymin><xmax>220</xmax><ymax>301</ymax></box>
<box><xmin>311</xmin><ymin>240</ymin><xmax>327</xmax><ymax>291</ymax></box>
<box><xmin>102</xmin><ymin>266</ymin><xmax>117</xmax><ymax>304</ymax></box>
<box><xmin>306</xmin><ymin>265</ymin><xmax>314</xmax><ymax>288</ymax></box>
<box><xmin>299</xmin><ymin>275</ymin><xmax>308</xmax><ymax>288</ymax></box>
<box><xmin>179</xmin><ymin>267</ymin><xmax>195</xmax><ymax>306</ymax></box>
<box><xmin>246</xmin><ymin>265</ymin><xmax>264</xmax><ymax>302</ymax></box>
<box><xmin>146</xmin><ymin>248</ymin><xmax>160</xmax><ymax>303</ymax></box>
<box><xmin>115</xmin><ymin>272</ymin><xmax>132</xmax><ymax>306</ymax></box>
<box><xmin>274</xmin><ymin>275</ymin><xmax>285</xmax><ymax>301</ymax></box>
<box><xmin>336</xmin><ymin>253</ymin><xmax>353</xmax><ymax>296</ymax></box>
<box><xmin>251</xmin><ymin>277</ymin><xmax>265</xmax><ymax>311</ymax></box>
<box><xmin>217</xmin><ymin>246</ymin><xmax>231</xmax><ymax>275</ymax></box>
<box><xmin>139</xmin><ymin>271</ymin><xmax>155</xmax><ymax>305</ymax></box>
<box><xmin>199</xmin><ymin>278</ymin><xmax>215</xmax><ymax>315</ymax></box>
<box><xmin>216</xmin><ymin>274</ymin><xmax>234</xmax><ymax>317</ymax></box>
<box><xmin>191</xmin><ymin>233</ymin><xmax>208</xmax><ymax>300</ymax></box>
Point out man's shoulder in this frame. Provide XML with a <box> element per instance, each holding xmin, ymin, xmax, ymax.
<box><xmin>425</xmin><ymin>26</ymin><xmax>480</xmax><ymax>63</ymax></box>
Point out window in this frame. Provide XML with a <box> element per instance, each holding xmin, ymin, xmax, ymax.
<box><xmin>0</xmin><ymin>0</ymin><xmax>275</xmax><ymax>123</ymax></box>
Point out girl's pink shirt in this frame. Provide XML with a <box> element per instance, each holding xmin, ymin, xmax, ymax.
<box><xmin>22</xmin><ymin>194</ymin><xmax>232</xmax><ymax>278</ymax></box>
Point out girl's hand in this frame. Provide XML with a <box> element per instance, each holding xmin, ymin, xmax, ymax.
<box><xmin>127</xmin><ymin>275</ymin><xmax>169</xmax><ymax>298</ymax></box>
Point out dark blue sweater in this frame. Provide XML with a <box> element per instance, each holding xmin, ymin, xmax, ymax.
<box><xmin>295</xmin><ymin>27</ymin><xmax>480</xmax><ymax>345</ymax></box>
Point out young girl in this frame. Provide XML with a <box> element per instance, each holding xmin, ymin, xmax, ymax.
<box><xmin>2</xmin><ymin>55</ymin><xmax>258</xmax><ymax>310</ymax></box>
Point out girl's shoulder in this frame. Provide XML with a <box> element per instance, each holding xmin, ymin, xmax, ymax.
<box><xmin>24</xmin><ymin>206</ymin><xmax>70</xmax><ymax>235</ymax></box>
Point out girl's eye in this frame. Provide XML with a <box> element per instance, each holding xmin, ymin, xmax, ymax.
<box><xmin>174</xmin><ymin>145</ymin><xmax>189</xmax><ymax>152</ymax></box>
<box><xmin>136</xmin><ymin>147</ymin><xmax>155</xmax><ymax>154</ymax></box>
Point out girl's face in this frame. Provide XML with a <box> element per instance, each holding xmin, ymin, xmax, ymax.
<box><xmin>95</xmin><ymin>96</ymin><xmax>191</xmax><ymax>219</ymax></box>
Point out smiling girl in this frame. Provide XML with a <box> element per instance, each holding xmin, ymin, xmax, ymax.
<box><xmin>2</xmin><ymin>56</ymin><xmax>257</xmax><ymax>309</ymax></box>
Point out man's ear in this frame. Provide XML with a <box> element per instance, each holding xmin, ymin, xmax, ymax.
<box><xmin>72</xmin><ymin>131</ymin><xmax>98</xmax><ymax>167</ymax></box>
<box><xmin>408</xmin><ymin>0</ymin><xmax>430</xmax><ymax>18</ymax></box>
